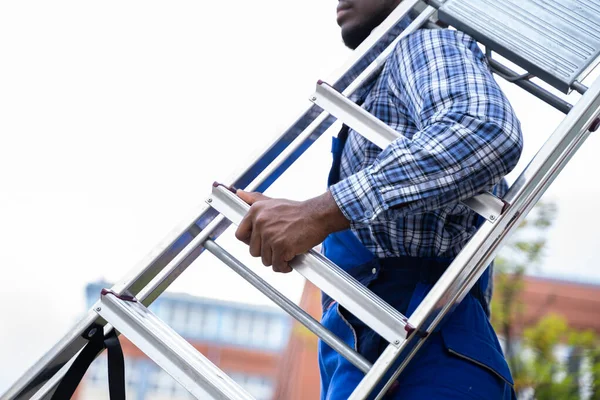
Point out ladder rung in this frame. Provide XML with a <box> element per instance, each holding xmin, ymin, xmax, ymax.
<box><xmin>311</xmin><ymin>81</ymin><xmax>506</xmax><ymax>222</ymax></box>
<box><xmin>203</xmin><ymin>239</ymin><xmax>372</xmax><ymax>373</ymax></box>
<box><xmin>312</xmin><ymin>80</ymin><xmax>402</xmax><ymax>149</ymax></box>
<box><xmin>96</xmin><ymin>291</ymin><xmax>254</xmax><ymax>400</ymax></box>
<box><xmin>207</xmin><ymin>185</ymin><xmax>411</xmax><ymax>347</ymax></box>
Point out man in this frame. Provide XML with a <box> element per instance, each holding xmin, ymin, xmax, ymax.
<box><xmin>235</xmin><ymin>0</ymin><xmax>522</xmax><ymax>398</ymax></box>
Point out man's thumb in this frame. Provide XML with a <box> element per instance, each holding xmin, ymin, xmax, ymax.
<box><xmin>236</xmin><ymin>189</ymin><xmax>268</xmax><ymax>205</ymax></box>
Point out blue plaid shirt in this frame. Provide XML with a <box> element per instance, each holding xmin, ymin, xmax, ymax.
<box><xmin>330</xmin><ymin>28</ymin><xmax>523</xmax><ymax>259</ymax></box>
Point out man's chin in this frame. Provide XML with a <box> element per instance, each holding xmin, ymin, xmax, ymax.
<box><xmin>341</xmin><ymin>26</ymin><xmax>372</xmax><ymax>50</ymax></box>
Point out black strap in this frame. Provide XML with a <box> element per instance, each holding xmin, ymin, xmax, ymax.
<box><xmin>105</xmin><ymin>330</ymin><xmax>125</xmax><ymax>400</ymax></box>
<box><xmin>52</xmin><ymin>326</ymin><xmax>125</xmax><ymax>400</ymax></box>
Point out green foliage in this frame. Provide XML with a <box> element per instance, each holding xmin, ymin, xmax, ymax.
<box><xmin>491</xmin><ymin>202</ymin><xmax>600</xmax><ymax>399</ymax></box>
<box><xmin>509</xmin><ymin>314</ymin><xmax>600</xmax><ymax>399</ymax></box>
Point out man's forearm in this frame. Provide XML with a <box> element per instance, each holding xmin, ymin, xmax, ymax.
<box><xmin>310</xmin><ymin>190</ymin><xmax>351</xmax><ymax>234</ymax></box>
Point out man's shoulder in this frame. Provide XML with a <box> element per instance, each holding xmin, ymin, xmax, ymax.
<box><xmin>389</xmin><ymin>28</ymin><xmax>482</xmax><ymax>66</ymax></box>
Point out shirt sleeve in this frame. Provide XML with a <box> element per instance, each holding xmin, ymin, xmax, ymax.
<box><xmin>329</xmin><ymin>29</ymin><xmax>523</xmax><ymax>227</ymax></box>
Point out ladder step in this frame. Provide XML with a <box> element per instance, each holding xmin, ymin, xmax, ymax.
<box><xmin>438</xmin><ymin>0</ymin><xmax>600</xmax><ymax>93</ymax></box>
<box><xmin>310</xmin><ymin>81</ymin><xmax>507</xmax><ymax>222</ymax></box>
<box><xmin>96</xmin><ymin>290</ymin><xmax>255</xmax><ymax>400</ymax></box>
<box><xmin>203</xmin><ymin>239</ymin><xmax>372</xmax><ymax>373</ymax></box>
<box><xmin>207</xmin><ymin>184</ymin><xmax>411</xmax><ymax>347</ymax></box>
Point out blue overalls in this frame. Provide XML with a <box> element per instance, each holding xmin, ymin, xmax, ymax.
<box><xmin>318</xmin><ymin>126</ymin><xmax>516</xmax><ymax>400</ymax></box>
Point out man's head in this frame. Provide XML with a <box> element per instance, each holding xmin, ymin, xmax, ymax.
<box><xmin>337</xmin><ymin>0</ymin><xmax>403</xmax><ymax>49</ymax></box>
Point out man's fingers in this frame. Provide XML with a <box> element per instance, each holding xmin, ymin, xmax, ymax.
<box><xmin>276</xmin><ymin>261</ymin><xmax>292</xmax><ymax>274</ymax></box>
<box><xmin>236</xmin><ymin>189</ymin><xmax>269</xmax><ymax>205</ymax></box>
<box><xmin>235</xmin><ymin>215</ymin><xmax>252</xmax><ymax>244</ymax></box>
<box><xmin>273</xmin><ymin>248</ymin><xmax>293</xmax><ymax>273</ymax></box>
<box><xmin>249</xmin><ymin>229</ymin><xmax>262</xmax><ymax>258</ymax></box>
<box><xmin>261</xmin><ymin>244</ymin><xmax>273</xmax><ymax>267</ymax></box>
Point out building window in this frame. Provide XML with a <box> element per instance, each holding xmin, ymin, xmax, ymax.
<box><xmin>203</xmin><ymin>307</ymin><xmax>220</xmax><ymax>339</ymax></box>
<box><xmin>87</xmin><ymin>355</ymin><xmax>108</xmax><ymax>386</ymax></box>
<box><xmin>235</xmin><ymin>312</ymin><xmax>253</xmax><ymax>345</ymax></box>
<box><xmin>171</xmin><ymin>302</ymin><xmax>189</xmax><ymax>335</ymax></box>
<box><xmin>266</xmin><ymin>318</ymin><xmax>288</xmax><ymax>350</ymax></box>
<box><xmin>250</xmin><ymin>314</ymin><xmax>267</xmax><ymax>347</ymax></box>
<box><xmin>220</xmin><ymin>310</ymin><xmax>238</xmax><ymax>343</ymax></box>
<box><xmin>124</xmin><ymin>357</ymin><xmax>139</xmax><ymax>389</ymax></box>
<box><xmin>86</xmin><ymin>355</ymin><xmax>139</xmax><ymax>398</ymax></box>
<box><xmin>146</xmin><ymin>365</ymin><xmax>211</xmax><ymax>399</ymax></box>
<box><xmin>187</xmin><ymin>305</ymin><xmax>205</xmax><ymax>339</ymax></box>
<box><xmin>149</xmin><ymin>369</ymin><xmax>178</xmax><ymax>395</ymax></box>
<box><xmin>153</xmin><ymin>299</ymin><xmax>172</xmax><ymax>326</ymax></box>
<box><xmin>229</xmin><ymin>372</ymin><xmax>274</xmax><ymax>400</ymax></box>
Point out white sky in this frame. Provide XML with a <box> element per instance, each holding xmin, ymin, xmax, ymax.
<box><xmin>1</xmin><ymin>0</ymin><xmax>599</xmax><ymax>394</ymax></box>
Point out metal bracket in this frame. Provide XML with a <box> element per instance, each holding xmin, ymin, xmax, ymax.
<box><xmin>461</xmin><ymin>193</ymin><xmax>507</xmax><ymax>223</ymax></box>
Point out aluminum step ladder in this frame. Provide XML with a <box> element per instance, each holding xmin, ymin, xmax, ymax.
<box><xmin>3</xmin><ymin>0</ymin><xmax>600</xmax><ymax>399</ymax></box>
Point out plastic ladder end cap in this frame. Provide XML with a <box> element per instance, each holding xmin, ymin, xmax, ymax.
<box><xmin>212</xmin><ymin>181</ymin><xmax>237</xmax><ymax>194</ymax></box>
<box><xmin>590</xmin><ymin>118</ymin><xmax>600</xmax><ymax>133</ymax></box>
<box><xmin>405</xmin><ymin>323</ymin><xmax>428</xmax><ymax>339</ymax></box>
<box><xmin>101</xmin><ymin>288</ymin><xmax>137</xmax><ymax>303</ymax></box>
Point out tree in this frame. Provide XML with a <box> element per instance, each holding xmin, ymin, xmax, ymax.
<box><xmin>491</xmin><ymin>203</ymin><xmax>600</xmax><ymax>399</ymax></box>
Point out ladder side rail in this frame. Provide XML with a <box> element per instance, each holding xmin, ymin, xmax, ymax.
<box><xmin>349</xmin><ymin>66</ymin><xmax>600</xmax><ymax>400</ymax></box>
<box><xmin>135</xmin><ymin>216</ymin><xmax>224</xmax><ymax>307</ymax></box>
<box><xmin>0</xmin><ymin>4</ymin><xmax>430</xmax><ymax>398</ymax></box>
<box><xmin>29</xmin><ymin>359</ymin><xmax>75</xmax><ymax>400</ymax></box>
<box><xmin>203</xmin><ymin>240</ymin><xmax>372</xmax><ymax>373</ymax></box>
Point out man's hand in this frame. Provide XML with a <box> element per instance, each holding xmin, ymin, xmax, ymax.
<box><xmin>235</xmin><ymin>190</ymin><xmax>350</xmax><ymax>273</ymax></box>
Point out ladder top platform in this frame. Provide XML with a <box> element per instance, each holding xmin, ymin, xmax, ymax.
<box><xmin>439</xmin><ymin>0</ymin><xmax>600</xmax><ymax>93</ymax></box>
